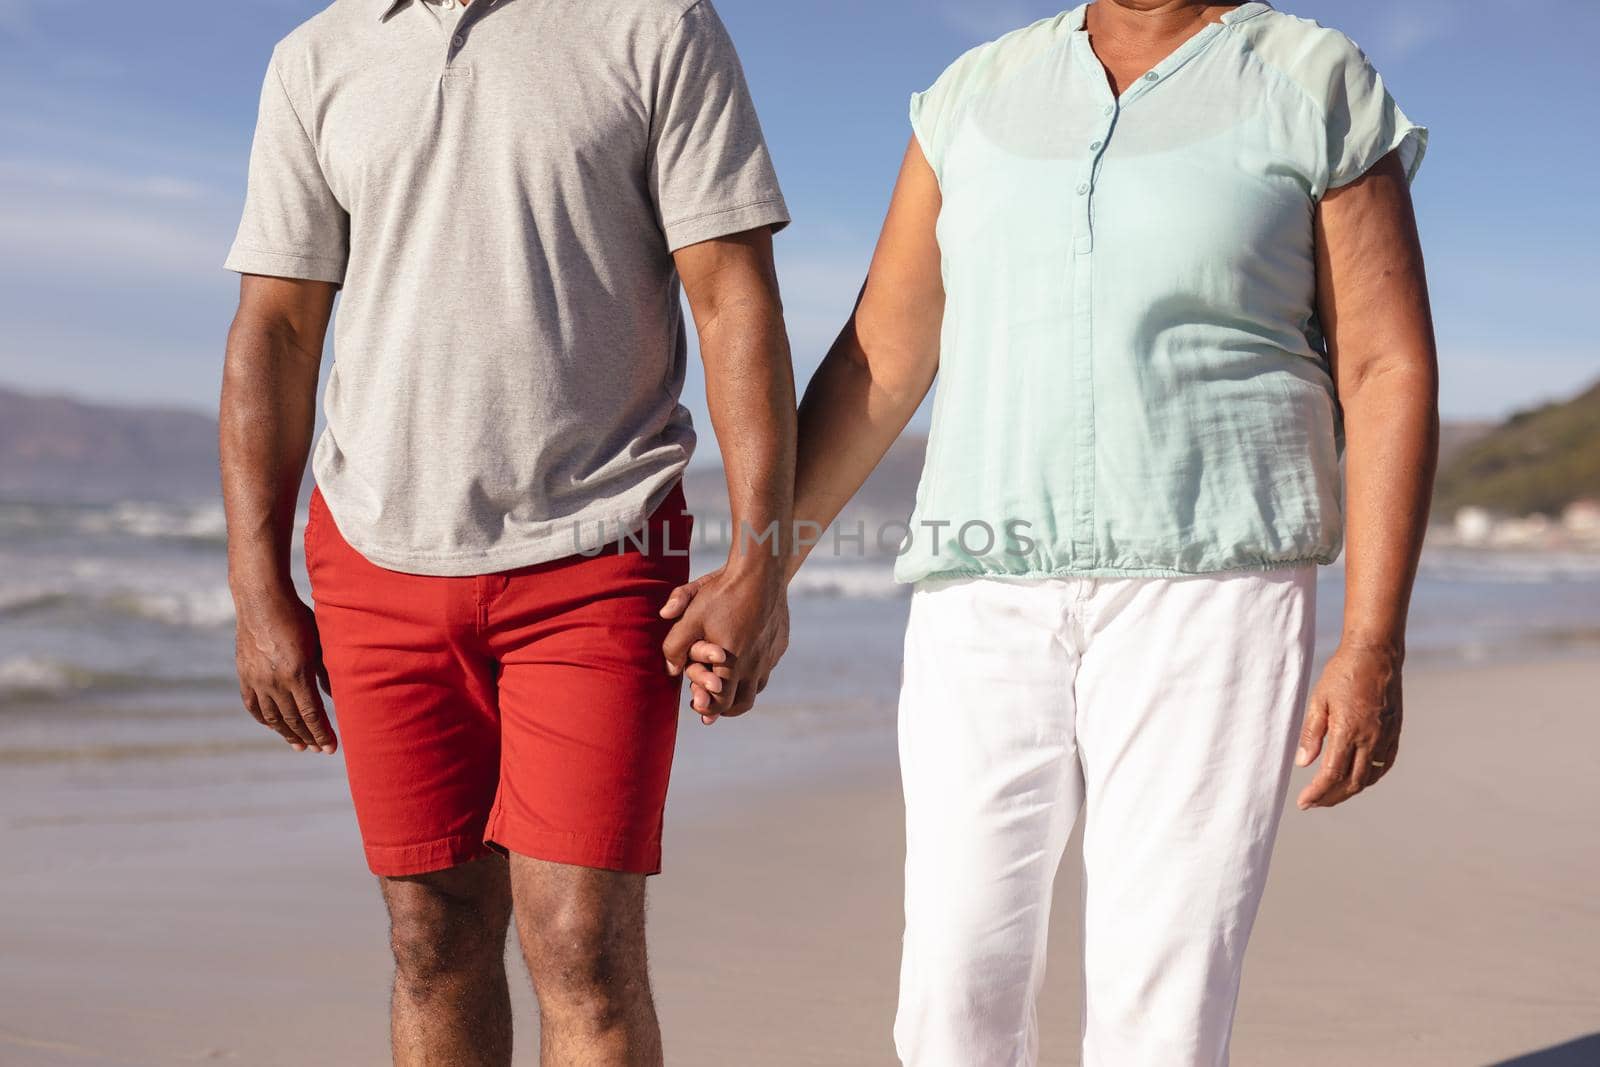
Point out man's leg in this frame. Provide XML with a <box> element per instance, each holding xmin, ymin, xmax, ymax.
<box><xmin>474</xmin><ymin>493</ymin><xmax>690</xmax><ymax>1065</ymax></box>
<box><xmin>511</xmin><ymin>856</ymin><xmax>660</xmax><ymax>1067</ymax></box>
<box><xmin>381</xmin><ymin>856</ymin><xmax>515</xmax><ymax>1067</ymax></box>
<box><xmin>1073</xmin><ymin>568</ymin><xmax>1318</xmax><ymax>1067</ymax></box>
<box><xmin>304</xmin><ymin>495</ymin><xmax>509</xmax><ymax>1063</ymax></box>
<box><xmin>894</xmin><ymin>578</ymin><xmax>1084</xmax><ymax>1067</ymax></box>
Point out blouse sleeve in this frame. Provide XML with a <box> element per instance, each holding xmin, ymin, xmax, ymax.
<box><xmin>909</xmin><ymin>43</ymin><xmax>987</xmax><ymax>183</ymax></box>
<box><xmin>1311</xmin><ymin>31</ymin><xmax>1428</xmax><ymax>195</ymax></box>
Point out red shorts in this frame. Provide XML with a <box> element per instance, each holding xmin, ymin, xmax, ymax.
<box><xmin>305</xmin><ymin>486</ymin><xmax>692</xmax><ymax>878</ymax></box>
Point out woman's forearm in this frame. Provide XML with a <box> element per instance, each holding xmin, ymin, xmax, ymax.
<box><xmin>1337</xmin><ymin>363</ymin><xmax>1439</xmax><ymax>654</ymax></box>
<box><xmin>789</xmin><ymin>321</ymin><xmax>935</xmax><ymax>579</ymax></box>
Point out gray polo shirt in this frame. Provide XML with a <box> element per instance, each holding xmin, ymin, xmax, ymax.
<box><xmin>225</xmin><ymin>0</ymin><xmax>789</xmax><ymax>575</ymax></box>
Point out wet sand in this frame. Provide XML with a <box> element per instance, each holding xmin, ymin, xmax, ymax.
<box><xmin>2</xmin><ymin>657</ymin><xmax>1597</xmax><ymax>1065</ymax></box>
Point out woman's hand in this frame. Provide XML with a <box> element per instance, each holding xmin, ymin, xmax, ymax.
<box><xmin>1295</xmin><ymin>641</ymin><xmax>1403</xmax><ymax>809</ymax></box>
<box><xmin>661</xmin><ymin>567</ymin><xmax>791</xmax><ymax>725</ymax></box>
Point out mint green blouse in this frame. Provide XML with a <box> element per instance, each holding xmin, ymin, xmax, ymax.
<box><xmin>896</xmin><ymin>1</ymin><xmax>1426</xmax><ymax>584</ymax></box>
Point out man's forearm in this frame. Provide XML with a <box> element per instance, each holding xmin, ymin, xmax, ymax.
<box><xmin>700</xmin><ymin>299</ymin><xmax>797</xmax><ymax>584</ymax></box>
<box><xmin>1338</xmin><ymin>364</ymin><xmax>1439</xmax><ymax>654</ymax></box>
<box><xmin>221</xmin><ymin>312</ymin><xmax>323</xmax><ymax>597</ymax></box>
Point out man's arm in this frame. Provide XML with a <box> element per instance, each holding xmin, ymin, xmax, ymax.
<box><xmin>1297</xmin><ymin>149</ymin><xmax>1440</xmax><ymax>809</ymax></box>
<box><xmin>659</xmin><ymin>228</ymin><xmax>797</xmax><ymax>723</ymax></box>
<box><xmin>663</xmin><ymin>139</ymin><xmax>945</xmax><ymax>714</ymax></box>
<box><xmin>221</xmin><ymin>274</ymin><xmax>340</xmax><ymax>754</ymax></box>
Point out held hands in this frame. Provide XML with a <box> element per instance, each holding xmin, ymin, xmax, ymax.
<box><xmin>233</xmin><ymin>588</ymin><xmax>338</xmax><ymax>754</ymax></box>
<box><xmin>660</xmin><ymin>566</ymin><xmax>790</xmax><ymax>724</ymax></box>
<box><xmin>1295</xmin><ymin>640</ymin><xmax>1403</xmax><ymax>809</ymax></box>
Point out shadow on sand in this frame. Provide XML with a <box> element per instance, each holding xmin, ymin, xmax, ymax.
<box><xmin>1489</xmin><ymin>1033</ymin><xmax>1600</xmax><ymax>1066</ymax></box>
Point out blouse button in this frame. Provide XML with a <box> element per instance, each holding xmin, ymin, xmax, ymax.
<box><xmin>1145</xmin><ymin>71</ymin><xmax>1160</xmax><ymax>81</ymax></box>
<box><xmin>1076</xmin><ymin>183</ymin><xmax>1089</xmax><ymax>195</ymax></box>
<box><xmin>1090</xmin><ymin>140</ymin><xmax>1103</xmax><ymax>151</ymax></box>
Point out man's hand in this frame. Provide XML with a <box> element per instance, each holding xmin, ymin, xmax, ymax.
<box><xmin>234</xmin><ymin>586</ymin><xmax>337</xmax><ymax>754</ymax></box>
<box><xmin>660</xmin><ymin>568</ymin><xmax>789</xmax><ymax>724</ymax></box>
<box><xmin>1295</xmin><ymin>641</ymin><xmax>1403</xmax><ymax>809</ymax></box>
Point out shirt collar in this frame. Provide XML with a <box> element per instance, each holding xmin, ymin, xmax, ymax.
<box><xmin>1222</xmin><ymin>2</ymin><xmax>1272</xmax><ymax>24</ymax></box>
<box><xmin>1067</xmin><ymin>2</ymin><xmax>1272</xmax><ymax>32</ymax></box>
<box><xmin>378</xmin><ymin>0</ymin><xmax>407</xmax><ymax>21</ymax></box>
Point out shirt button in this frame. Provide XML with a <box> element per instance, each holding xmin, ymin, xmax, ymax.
<box><xmin>1090</xmin><ymin>140</ymin><xmax>1103</xmax><ymax>151</ymax></box>
<box><xmin>1145</xmin><ymin>71</ymin><xmax>1160</xmax><ymax>81</ymax></box>
<box><xmin>1102</xmin><ymin>105</ymin><xmax>1114</xmax><ymax>116</ymax></box>
<box><xmin>452</xmin><ymin>33</ymin><xmax>465</xmax><ymax>47</ymax></box>
<box><xmin>1076</xmin><ymin>182</ymin><xmax>1089</xmax><ymax>195</ymax></box>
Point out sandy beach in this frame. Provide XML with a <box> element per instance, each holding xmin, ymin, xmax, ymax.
<box><xmin>2</xmin><ymin>655</ymin><xmax>1598</xmax><ymax>1066</ymax></box>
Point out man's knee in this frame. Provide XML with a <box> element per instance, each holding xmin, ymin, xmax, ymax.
<box><xmin>513</xmin><ymin>861</ymin><xmax>647</xmax><ymax>1018</ymax></box>
<box><xmin>382</xmin><ymin>858</ymin><xmax>512</xmax><ymax>995</ymax></box>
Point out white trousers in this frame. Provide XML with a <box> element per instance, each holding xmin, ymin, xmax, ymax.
<box><xmin>895</xmin><ymin>568</ymin><xmax>1318</xmax><ymax>1067</ymax></box>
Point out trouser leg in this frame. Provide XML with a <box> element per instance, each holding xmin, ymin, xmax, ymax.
<box><xmin>895</xmin><ymin>578</ymin><xmax>1084</xmax><ymax>1067</ymax></box>
<box><xmin>1074</xmin><ymin>568</ymin><xmax>1318</xmax><ymax>1067</ymax></box>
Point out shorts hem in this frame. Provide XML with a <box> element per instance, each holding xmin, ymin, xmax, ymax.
<box><xmin>364</xmin><ymin>833</ymin><xmax>499</xmax><ymax>878</ymax></box>
<box><xmin>485</xmin><ymin>819</ymin><xmax>663</xmax><ymax>877</ymax></box>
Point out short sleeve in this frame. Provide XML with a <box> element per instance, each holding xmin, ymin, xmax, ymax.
<box><xmin>1317</xmin><ymin>34</ymin><xmax>1428</xmax><ymax>194</ymax></box>
<box><xmin>908</xmin><ymin>84</ymin><xmax>941</xmax><ymax>177</ymax></box>
<box><xmin>909</xmin><ymin>49</ymin><xmax>978</xmax><ymax>183</ymax></box>
<box><xmin>224</xmin><ymin>55</ymin><xmax>349</xmax><ymax>285</ymax></box>
<box><xmin>649</xmin><ymin>1</ymin><xmax>789</xmax><ymax>253</ymax></box>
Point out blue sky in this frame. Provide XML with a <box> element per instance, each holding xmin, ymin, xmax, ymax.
<box><xmin>1</xmin><ymin>0</ymin><xmax>1596</xmax><ymax>433</ymax></box>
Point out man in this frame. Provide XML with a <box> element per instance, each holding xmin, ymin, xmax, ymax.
<box><xmin>220</xmin><ymin>0</ymin><xmax>794</xmax><ymax>1063</ymax></box>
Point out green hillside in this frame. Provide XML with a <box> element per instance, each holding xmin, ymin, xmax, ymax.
<box><xmin>1434</xmin><ymin>378</ymin><xmax>1600</xmax><ymax>517</ymax></box>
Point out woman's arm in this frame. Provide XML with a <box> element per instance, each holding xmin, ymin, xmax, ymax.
<box><xmin>788</xmin><ymin>137</ymin><xmax>947</xmax><ymax>573</ymax></box>
<box><xmin>1297</xmin><ymin>149</ymin><xmax>1440</xmax><ymax>810</ymax></box>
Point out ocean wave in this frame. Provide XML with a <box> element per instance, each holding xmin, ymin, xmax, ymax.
<box><xmin>0</xmin><ymin>654</ymin><xmax>235</xmax><ymax>701</ymax></box>
<box><xmin>1419</xmin><ymin>547</ymin><xmax>1600</xmax><ymax>583</ymax></box>
<box><xmin>0</xmin><ymin>581</ymin><xmax>236</xmax><ymax>628</ymax></box>
<box><xmin>0</xmin><ymin>498</ymin><xmax>232</xmax><ymax>544</ymax></box>
<box><xmin>0</xmin><ymin>655</ymin><xmax>95</xmax><ymax>696</ymax></box>
<box><xmin>790</xmin><ymin>563</ymin><xmax>904</xmax><ymax>600</ymax></box>
<box><xmin>76</xmin><ymin>500</ymin><xmax>230</xmax><ymax>543</ymax></box>
<box><xmin>0</xmin><ymin>585</ymin><xmax>72</xmax><ymax>617</ymax></box>
<box><xmin>103</xmin><ymin>587</ymin><xmax>237</xmax><ymax>628</ymax></box>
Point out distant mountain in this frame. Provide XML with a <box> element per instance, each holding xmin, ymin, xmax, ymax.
<box><xmin>1435</xmin><ymin>378</ymin><xmax>1600</xmax><ymax>518</ymax></box>
<box><xmin>7</xmin><ymin>379</ymin><xmax>1574</xmax><ymax>518</ymax></box>
<box><xmin>0</xmin><ymin>387</ymin><xmax>219</xmax><ymax>501</ymax></box>
<box><xmin>1438</xmin><ymin>420</ymin><xmax>1497</xmax><ymax>467</ymax></box>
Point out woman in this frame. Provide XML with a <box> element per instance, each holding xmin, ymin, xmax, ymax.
<box><xmin>671</xmin><ymin>2</ymin><xmax>1436</xmax><ymax>1063</ymax></box>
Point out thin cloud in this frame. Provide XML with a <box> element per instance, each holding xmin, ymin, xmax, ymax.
<box><xmin>0</xmin><ymin>159</ymin><xmax>210</xmax><ymax>203</ymax></box>
<box><xmin>938</xmin><ymin>2</ymin><xmax>1048</xmax><ymax>45</ymax></box>
<box><xmin>0</xmin><ymin>160</ymin><xmax>230</xmax><ymax>282</ymax></box>
<box><xmin>1369</xmin><ymin>3</ymin><xmax>1457</xmax><ymax>60</ymax></box>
